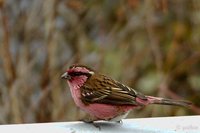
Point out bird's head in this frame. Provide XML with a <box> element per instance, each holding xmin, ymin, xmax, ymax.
<box><xmin>61</xmin><ymin>64</ymin><xmax>94</xmax><ymax>85</ymax></box>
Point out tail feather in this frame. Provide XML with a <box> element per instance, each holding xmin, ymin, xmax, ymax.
<box><xmin>146</xmin><ymin>96</ymin><xmax>192</xmax><ymax>107</ymax></box>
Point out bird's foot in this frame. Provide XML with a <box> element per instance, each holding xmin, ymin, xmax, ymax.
<box><xmin>91</xmin><ymin>122</ymin><xmax>101</xmax><ymax>130</ymax></box>
<box><xmin>80</xmin><ymin>117</ymin><xmax>101</xmax><ymax>130</ymax></box>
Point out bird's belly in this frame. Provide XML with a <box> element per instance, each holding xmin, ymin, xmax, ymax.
<box><xmin>85</xmin><ymin>103</ymin><xmax>133</xmax><ymax>120</ymax></box>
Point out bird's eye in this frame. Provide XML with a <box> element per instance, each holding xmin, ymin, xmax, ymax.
<box><xmin>70</xmin><ymin>72</ymin><xmax>84</xmax><ymax>76</ymax></box>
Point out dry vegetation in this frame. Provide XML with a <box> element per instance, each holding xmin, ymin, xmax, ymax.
<box><xmin>0</xmin><ymin>0</ymin><xmax>200</xmax><ymax>124</ymax></box>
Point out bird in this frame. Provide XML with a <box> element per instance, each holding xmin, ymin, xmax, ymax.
<box><xmin>61</xmin><ymin>64</ymin><xmax>192</xmax><ymax>124</ymax></box>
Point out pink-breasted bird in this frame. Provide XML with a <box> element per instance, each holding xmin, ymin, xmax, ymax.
<box><xmin>61</xmin><ymin>64</ymin><xmax>191</xmax><ymax>123</ymax></box>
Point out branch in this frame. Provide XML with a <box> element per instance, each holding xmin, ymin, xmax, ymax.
<box><xmin>0</xmin><ymin>1</ymin><xmax>16</xmax><ymax>86</ymax></box>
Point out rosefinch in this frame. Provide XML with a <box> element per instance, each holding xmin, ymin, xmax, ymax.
<box><xmin>61</xmin><ymin>64</ymin><xmax>191</xmax><ymax>123</ymax></box>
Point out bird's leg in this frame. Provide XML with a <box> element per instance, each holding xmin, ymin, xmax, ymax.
<box><xmin>80</xmin><ymin>115</ymin><xmax>101</xmax><ymax>130</ymax></box>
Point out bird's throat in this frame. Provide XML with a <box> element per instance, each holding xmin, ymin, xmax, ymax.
<box><xmin>68</xmin><ymin>76</ymin><xmax>88</xmax><ymax>89</ymax></box>
<box><xmin>67</xmin><ymin>76</ymin><xmax>88</xmax><ymax>107</ymax></box>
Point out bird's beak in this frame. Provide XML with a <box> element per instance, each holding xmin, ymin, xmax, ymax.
<box><xmin>61</xmin><ymin>72</ymin><xmax>71</xmax><ymax>80</ymax></box>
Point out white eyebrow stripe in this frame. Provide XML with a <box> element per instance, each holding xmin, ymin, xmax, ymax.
<box><xmin>89</xmin><ymin>71</ymin><xmax>94</xmax><ymax>75</ymax></box>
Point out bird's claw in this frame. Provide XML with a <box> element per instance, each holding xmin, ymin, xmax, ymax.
<box><xmin>92</xmin><ymin>123</ymin><xmax>101</xmax><ymax>130</ymax></box>
<box><xmin>80</xmin><ymin>118</ymin><xmax>101</xmax><ymax>130</ymax></box>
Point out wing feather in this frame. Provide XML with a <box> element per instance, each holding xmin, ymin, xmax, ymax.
<box><xmin>80</xmin><ymin>74</ymin><xmax>147</xmax><ymax>105</ymax></box>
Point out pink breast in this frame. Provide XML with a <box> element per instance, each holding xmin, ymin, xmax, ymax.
<box><xmin>68</xmin><ymin>81</ymin><xmax>133</xmax><ymax>119</ymax></box>
<box><xmin>85</xmin><ymin>103</ymin><xmax>133</xmax><ymax>119</ymax></box>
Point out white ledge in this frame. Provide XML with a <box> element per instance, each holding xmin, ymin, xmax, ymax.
<box><xmin>0</xmin><ymin>116</ymin><xmax>199</xmax><ymax>133</ymax></box>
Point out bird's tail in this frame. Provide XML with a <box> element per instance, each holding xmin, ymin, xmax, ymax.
<box><xmin>146</xmin><ymin>96</ymin><xmax>192</xmax><ymax>107</ymax></box>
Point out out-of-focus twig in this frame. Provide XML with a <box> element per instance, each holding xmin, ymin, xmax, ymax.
<box><xmin>145</xmin><ymin>0</ymin><xmax>163</xmax><ymax>71</ymax></box>
<box><xmin>42</xmin><ymin>0</ymin><xmax>62</xmax><ymax>121</ymax></box>
<box><xmin>170</xmin><ymin>52</ymin><xmax>200</xmax><ymax>77</ymax></box>
<box><xmin>0</xmin><ymin>1</ymin><xmax>16</xmax><ymax>87</ymax></box>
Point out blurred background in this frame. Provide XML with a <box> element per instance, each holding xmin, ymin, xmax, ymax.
<box><xmin>0</xmin><ymin>0</ymin><xmax>200</xmax><ymax>124</ymax></box>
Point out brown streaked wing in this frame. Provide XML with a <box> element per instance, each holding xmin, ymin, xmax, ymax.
<box><xmin>80</xmin><ymin>74</ymin><xmax>145</xmax><ymax>105</ymax></box>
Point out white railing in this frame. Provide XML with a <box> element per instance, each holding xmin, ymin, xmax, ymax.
<box><xmin>0</xmin><ymin>116</ymin><xmax>199</xmax><ymax>133</ymax></box>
